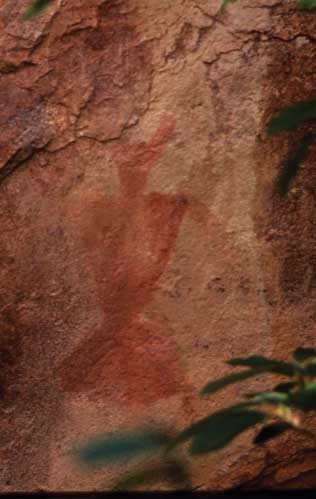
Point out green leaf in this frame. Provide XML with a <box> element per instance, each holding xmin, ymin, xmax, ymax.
<box><xmin>268</xmin><ymin>99</ymin><xmax>316</xmax><ymax>134</ymax></box>
<box><xmin>297</xmin><ymin>0</ymin><xmax>316</xmax><ymax>9</ymax></box>
<box><xmin>169</xmin><ymin>405</ymin><xmax>265</xmax><ymax>454</ymax></box>
<box><xmin>245</xmin><ymin>389</ymin><xmax>290</xmax><ymax>402</ymax></box>
<box><xmin>202</xmin><ymin>357</ymin><xmax>298</xmax><ymax>397</ymax></box>
<box><xmin>189</xmin><ymin>408</ymin><xmax>266</xmax><ymax>455</ymax></box>
<box><xmin>24</xmin><ymin>0</ymin><xmax>54</xmax><ymax>19</ymax></box>
<box><xmin>273</xmin><ymin>381</ymin><xmax>296</xmax><ymax>393</ymax></box>
<box><xmin>277</xmin><ymin>134</ymin><xmax>316</xmax><ymax>196</ymax></box>
<box><xmin>289</xmin><ymin>382</ymin><xmax>316</xmax><ymax>411</ymax></box>
<box><xmin>254</xmin><ymin>422</ymin><xmax>292</xmax><ymax>445</ymax></box>
<box><xmin>113</xmin><ymin>459</ymin><xmax>191</xmax><ymax>491</ymax></box>
<box><xmin>201</xmin><ymin>369</ymin><xmax>262</xmax><ymax>395</ymax></box>
<box><xmin>293</xmin><ymin>347</ymin><xmax>316</xmax><ymax>362</ymax></box>
<box><xmin>250</xmin><ymin>391</ymin><xmax>289</xmax><ymax>405</ymax></box>
<box><xmin>78</xmin><ymin>430</ymin><xmax>170</xmax><ymax>466</ymax></box>
<box><xmin>227</xmin><ymin>355</ymin><xmax>295</xmax><ymax>377</ymax></box>
<box><xmin>304</xmin><ymin>361</ymin><xmax>316</xmax><ymax>376</ymax></box>
<box><xmin>114</xmin><ymin>467</ymin><xmax>163</xmax><ymax>491</ymax></box>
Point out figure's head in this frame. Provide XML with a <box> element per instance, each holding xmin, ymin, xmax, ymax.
<box><xmin>116</xmin><ymin>115</ymin><xmax>176</xmax><ymax>197</ymax></box>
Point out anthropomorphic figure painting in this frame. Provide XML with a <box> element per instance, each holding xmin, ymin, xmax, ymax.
<box><xmin>59</xmin><ymin>116</ymin><xmax>213</xmax><ymax>406</ymax></box>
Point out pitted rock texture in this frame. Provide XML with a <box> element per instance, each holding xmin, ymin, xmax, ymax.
<box><xmin>0</xmin><ymin>0</ymin><xmax>316</xmax><ymax>491</ymax></box>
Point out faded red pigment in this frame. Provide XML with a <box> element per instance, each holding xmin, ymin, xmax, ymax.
<box><xmin>59</xmin><ymin>117</ymin><xmax>211</xmax><ymax>406</ymax></box>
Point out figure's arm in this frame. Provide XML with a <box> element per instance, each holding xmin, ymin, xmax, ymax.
<box><xmin>112</xmin><ymin>115</ymin><xmax>177</xmax><ymax>197</ymax></box>
<box><xmin>147</xmin><ymin>115</ymin><xmax>176</xmax><ymax>149</ymax></box>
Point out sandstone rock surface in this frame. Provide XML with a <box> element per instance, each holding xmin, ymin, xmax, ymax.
<box><xmin>1</xmin><ymin>0</ymin><xmax>316</xmax><ymax>491</ymax></box>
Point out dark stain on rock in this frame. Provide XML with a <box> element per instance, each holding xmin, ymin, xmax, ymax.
<box><xmin>0</xmin><ymin>104</ymin><xmax>54</xmax><ymax>184</ymax></box>
<box><xmin>86</xmin><ymin>0</ymin><xmax>138</xmax><ymax>53</ymax></box>
<box><xmin>254</xmin><ymin>5</ymin><xmax>316</xmax><ymax>304</ymax></box>
<box><xmin>0</xmin><ymin>307</ymin><xmax>22</xmax><ymax>406</ymax></box>
<box><xmin>75</xmin><ymin>0</ymin><xmax>153</xmax><ymax>140</ymax></box>
<box><xmin>86</xmin><ymin>24</ymin><xmax>134</xmax><ymax>51</ymax></box>
<box><xmin>167</xmin><ymin>22</ymin><xmax>196</xmax><ymax>61</ymax></box>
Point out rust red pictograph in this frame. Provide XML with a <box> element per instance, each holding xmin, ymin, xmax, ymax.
<box><xmin>59</xmin><ymin>116</ymin><xmax>212</xmax><ymax>406</ymax></box>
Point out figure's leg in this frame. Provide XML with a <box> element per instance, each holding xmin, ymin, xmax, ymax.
<box><xmin>58</xmin><ymin>325</ymin><xmax>119</xmax><ymax>395</ymax></box>
<box><xmin>59</xmin><ymin>315</ymin><xmax>192</xmax><ymax>407</ymax></box>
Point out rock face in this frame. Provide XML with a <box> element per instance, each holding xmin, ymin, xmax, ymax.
<box><xmin>1</xmin><ymin>0</ymin><xmax>316</xmax><ymax>492</ymax></box>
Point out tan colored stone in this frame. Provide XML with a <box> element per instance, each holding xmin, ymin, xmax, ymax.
<box><xmin>1</xmin><ymin>0</ymin><xmax>316</xmax><ymax>491</ymax></box>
